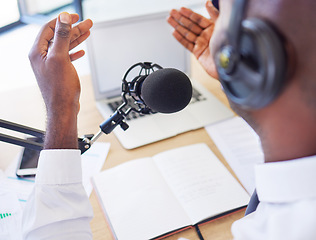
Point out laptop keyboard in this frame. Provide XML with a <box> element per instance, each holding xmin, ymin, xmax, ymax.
<box><xmin>108</xmin><ymin>86</ymin><xmax>206</xmax><ymax>121</ymax></box>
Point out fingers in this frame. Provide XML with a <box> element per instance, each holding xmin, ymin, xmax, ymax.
<box><xmin>69</xmin><ymin>19</ymin><xmax>93</xmax><ymax>50</ymax></box>
<box><xmin>28</xmin><ymin>18</ymin><xmax>56</xmax><ymax>61</ymax></box>
<box><xmin>172</xmin><ymin>30</ymin><xmax>194</xmax><ymax>52</ymax></box>
<box><xmin>30</xmin><ymin>13</ymin><xmax>92</xmax><ymax>60</ymax></box>
<box><xmin>44</xmin><ymin>13</ymin><xmax>81</xmax><ymax>43</ymax></box>
<box><xmin>168</xmin><ymin>16</ymin><xmax>196</xmax><ymax>44</ymax></box>
<box><xmin>167</xmin><ymin>8</ymin><xmax>213</xmax><ymax>51</ymax></box>
<box><xmin>168</xmin><ymin>9</ymin><xmax>205</xmax><ymax>35</ymax></box>
<box><xmin>70</xmin><ymin>14</ymin><xmax>80</xmax><ymax>25</ymax></box>
<box><xmin>70</xmin><ymin>50</ymin><xmax>85</xmax><ymax>61</ymax></box>
<box><xmin>178</xmin><ymin>7</ymin><xmax>212</xmax><ymax>29</ymax></box>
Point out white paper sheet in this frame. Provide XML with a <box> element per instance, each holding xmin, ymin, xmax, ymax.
<box><xmin>154</xmin><ymin>143</ymin><xmax>250</xmax><ymax>224</ymax></box>
<box><xmin>0</xmin><ymin>180</ymin><xmax>23</xmax><ymax>240</ymax></box>
<box><xmin>205</xmin><ymin>117</ymin><xmax>264</xmax><ymax>194</ymax></box>
<box><xmin>81</xmin><ymin>142</ymin><xmax>111</xmax><ymax>195</ymax></box>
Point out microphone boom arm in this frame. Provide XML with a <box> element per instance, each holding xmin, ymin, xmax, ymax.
<box><xmin>89</xmin><ymin>62</ymin><xmax>163</xmax><ymax>144</ymax></box>
<box><xmin>0</xmin><ymin>62</ymin><xmax>177</xmax><ymax>155</ymax></box>
<box><xmin>0</xmin><ymin>119</ymin><xmax>92</xmax><ymax>154</ymax></box>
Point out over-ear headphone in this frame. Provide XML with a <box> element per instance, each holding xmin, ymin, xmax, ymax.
<box><xmin>214</xmin><ymin>0</ymin><xmax>287</xmax><ymax>109</ymax></box>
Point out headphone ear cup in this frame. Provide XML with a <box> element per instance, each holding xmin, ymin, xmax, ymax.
<box><xmin>219</xmin><ymin>18</ymin><xmax>287</xmax><ymax>109</ymax></box>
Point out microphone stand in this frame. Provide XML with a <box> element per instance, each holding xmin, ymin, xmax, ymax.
<box><xmin>0</xmin><ymin>98</ymin><xmax>148</xmax><ymax>154</ymax></box>
<box><xmin>90</xmin><ymin>62</ymin><xmax>162</xmax><ymax>144</ymax></box>
<box><xmin>0</xmin><ymin>62</ymin><xmax>163</xmax><ymax>154</ymax></box>
<box><xmin>0</xmin><ymin>119</ymin><xmax>92</xmax><ymax>154</ymax></box>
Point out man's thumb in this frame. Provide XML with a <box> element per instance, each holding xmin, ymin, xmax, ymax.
<box><xmin>206</xmin><ymin>0</ymin><xmax>219</xmax><ymax>20</ymax></box>
<box><xmin>52</xmin><ymin>12</ymin><xmax>72</xmax><ymax>53</ymax></box>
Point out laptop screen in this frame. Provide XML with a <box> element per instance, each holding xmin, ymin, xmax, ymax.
<box><xmin>86</xmin><ymin>11</ymin><xmax>190</xmax><ymax>100</ymax></box>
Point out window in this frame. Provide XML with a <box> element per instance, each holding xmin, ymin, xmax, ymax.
<box><xmin>19</xmin><ymin>0</ymin><xmax>80</xmax><ymax>24</ymax></box>
<box><xmin>0</xmin><ymin>0</ymin><xmax>83</xmax><ymax>32</ymax></box>
<box><xmin>0</xmin><ymin>0</ymin><xmax>21</xmax><ymax>31</ymax></box>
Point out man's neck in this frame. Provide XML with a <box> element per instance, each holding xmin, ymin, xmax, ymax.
<box><xmin>259</xmin><ymin>109</ymin><xmax>316</xmax><ymax>163</ymax></box>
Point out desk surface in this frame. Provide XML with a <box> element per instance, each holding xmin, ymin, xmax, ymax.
<box><xmin>0</xmin><ymin>56</ymin><xmax>245</xmax><ymax>239</ymax></box>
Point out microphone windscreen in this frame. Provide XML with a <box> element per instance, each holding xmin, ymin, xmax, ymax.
<box><xmin>141</xmin><ymin>68</ymin><xmax>192</xmax><ymax>114</ymax></box>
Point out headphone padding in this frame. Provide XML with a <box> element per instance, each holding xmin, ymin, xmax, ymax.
<box><xmin>219</xmin><ymin>18</ymin><xmax>287</xmax><ymax>109</ymax></box>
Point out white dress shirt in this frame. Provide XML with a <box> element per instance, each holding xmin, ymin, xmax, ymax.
<box><xmin>232</xmin><ymin>155</ymin><xmax>316</xmax><ymax>240</ymax></box>
<box><xmin>22</xmin><ymin>150</ymin><xmax>93</xmax><ymax>240</ymax></box>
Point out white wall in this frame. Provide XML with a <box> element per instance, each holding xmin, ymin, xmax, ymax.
<box><xmin>25</xmin><ymin>0</ymin><xmax>72</xmax><ymax>14</ymax></box>
<box><xmin>83</xmin><ymin>0</ymin><xmax>206</xmax><ymax>22</ymax></box>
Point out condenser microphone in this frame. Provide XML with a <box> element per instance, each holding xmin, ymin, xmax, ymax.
<box><xmin>0</xmin><ymin>63</ymin><xmax>193</xmax><ymax>155</ymax></box>
<box><xmin>141</xmin><ymin>68</ymin><xmax>192</xmax><ymax>113</ymax></box>
<box><xmin>88</xmin><ymin>62</ymin><xmax>193</xmax><ymax>145</ymax></box>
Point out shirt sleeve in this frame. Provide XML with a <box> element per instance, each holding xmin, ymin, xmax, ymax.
<box><xmin>22</xmin><ymin>149</ymin><xmax>94</xmax><ymax>240</ymax></box>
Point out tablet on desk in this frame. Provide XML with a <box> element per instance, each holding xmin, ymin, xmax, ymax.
<box><xmin>16</xmin><ymin>138</ymin><xmax>40</xmax><ymax>178</ymax></box>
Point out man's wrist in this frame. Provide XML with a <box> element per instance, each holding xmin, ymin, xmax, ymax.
<box><xmin>44</xmin><ymin>110</ymin><xmax>79</xmax><ymax>149</ymax></box>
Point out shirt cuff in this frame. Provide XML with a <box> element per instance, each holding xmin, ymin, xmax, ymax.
<box><xmin>36</xmin><ymin>149</ymin><xmax>82</xmax><ymax>185</ymax></box>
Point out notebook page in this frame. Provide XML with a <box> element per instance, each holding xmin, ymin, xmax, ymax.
<box><xmin>92</xmin><ymin>157</ymin><xmax>191</xmax><ymax>240</ymax></box>
<box><xmin>153</xmin><ymin>143</ymin><xmax>250</xmax><ymax>224</ymax></box>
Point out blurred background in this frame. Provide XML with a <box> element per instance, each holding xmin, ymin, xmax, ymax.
<box><xmin>0</xmin><ymin>0</ymin><xmax>206</xmax><ymax>91</ymax></box>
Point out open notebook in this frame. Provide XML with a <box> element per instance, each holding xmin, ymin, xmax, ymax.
<box><xmin>92</xmin><ymin>143</ymin><xmax>249</xmax><ymax>240</ymax></box>
<box><xmin>86</xmin><ymin>11</ymin><xmax>234</xmax><ymax>149</ymax></box>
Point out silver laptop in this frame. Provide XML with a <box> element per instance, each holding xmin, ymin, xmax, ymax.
<box><xmin>86</xmin><ymin>11</ymin><xmax>234</xmax><ymax>149</ymax></box>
